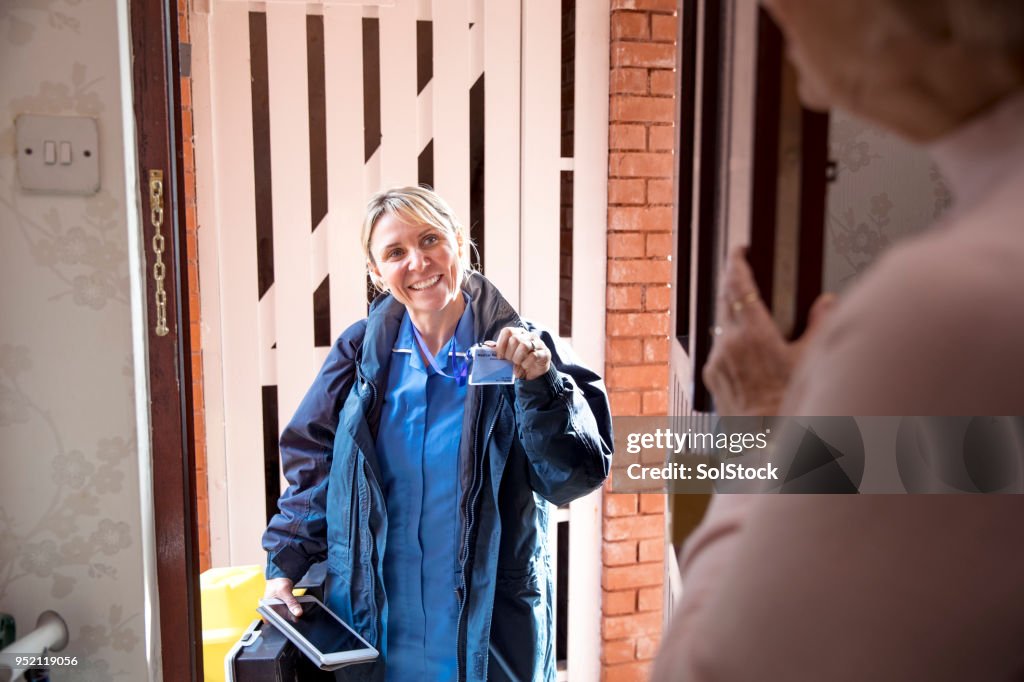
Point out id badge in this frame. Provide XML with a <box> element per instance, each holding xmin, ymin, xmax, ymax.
<box><xmin>468</xmin><ymin>345</ymin><xmax>515</xmax><ymax>385</ymax></box>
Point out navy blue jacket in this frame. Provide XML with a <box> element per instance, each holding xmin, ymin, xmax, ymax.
<box><xmin>262</xmin><ymin>272</ymin><xmax>613</xmax><ymax>681</ymax></box>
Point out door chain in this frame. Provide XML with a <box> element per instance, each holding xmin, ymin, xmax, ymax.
<box><xmin>148</xmin><ymin>169</ymin><xmax>169</xmax><ymax>337</ymax></box>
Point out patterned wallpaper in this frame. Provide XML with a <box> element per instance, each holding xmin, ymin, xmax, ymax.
<box><xmin>823</xmin><ymin>109</ymin><xmax>952</xmax><ymax>292</ymax></box>
<box><xmin>0</xmin><ymin>1</ymin><xmax>151</xmax><ymax>680</ymax></box>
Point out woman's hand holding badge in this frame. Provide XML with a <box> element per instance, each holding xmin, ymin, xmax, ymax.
<box><xmin>494</xmin><ymin>327</ymin><xmax>551</xmax><ymax>380</ymax></box>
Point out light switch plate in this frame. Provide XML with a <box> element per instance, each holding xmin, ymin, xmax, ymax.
<box><xmin>15</xmin><ymin>114</ymin><xmax>100</xmax><ymax>195</ymax></box>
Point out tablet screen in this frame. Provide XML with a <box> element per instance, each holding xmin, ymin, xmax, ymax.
<box><xmin>265</xmin><ymin>601</ymin><xmax>369</xmax><ymax>655</ymax></box>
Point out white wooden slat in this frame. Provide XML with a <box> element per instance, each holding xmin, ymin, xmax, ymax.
<box><xmin>571</xmin><ymin>0</ymin><xmax>609</xmax><ymax>374</ymax></box>
<box><xmin>311</xmin><ymin>211</ymin><xmax>329</xmax><ymax>287</ymax></box>
<box><xmin>191</xmin><ymin>8</ymin><xmax>231</xmax><ymax>568</ymax></box>
<box><xmin>469</xmin><ymin>13</ymin><xmax>483</xmax><ymax>85</ymax></box>
<box><xmin>519</xmin><ymin>0</ymin><xmax>560</xmax><ymax>328</ymax></box>
<box><xmin>547</xmin><ymin>507</ymin><xmax>559</xmax><ymax>669</ymax></box>
<box><xmin>432</xmin><ymin>0</ymin><xmax>471</xmax><ymax>240</ymax></box>
<box><xmin>366</xmin><ymin>146</ymin><xmax>382</xmax><ymax>203</ymax></box>
<box><xmin>568</xmin><ymin>489</ymin><xmax>603</xmax><ymax>681</ymax></box>
<box><xmin>324</xmin><ymin>5</ymin><xmax>372</xmax><ymax>337</ymax></box>
<box><xmin>208</xmin><ymin>0</ymin><xmax>266</xmax><ymax>566</ymax></box>
<box><xmin>569</xmin><ymin>1</ymin><xmax>606</xmax><ymax>667</ymax></box>
<box><xmin>568</xmin><ymin>2</ymin><xmax>609</xmax><ymax>677</ymax></box>
<box><xmin>379</xmin><ymin>0</ymin><xmax>419</xmax><ymax>189</ymax></box>
<box><xmin>482</xmin><ymin>0</ymin><xmax>521</xmax><ymax>308</ymax></box>
<box><xmin>266</xmin><ymin>4</ymin><xmax>318</xmax><ymax>431</ymax></box>
<box><xmin>258</xmin><ymin>285</ymin><xmax>277</xmax><ymax>385</ymax></box>
<box><xmin>416</xmin><ymin>79</ymin><xmax>433</xmax><ymax>155</ymax></box>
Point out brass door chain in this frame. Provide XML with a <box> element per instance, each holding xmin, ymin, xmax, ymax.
<box><xmin>148</xmin><ymin>170</ymin><xmax>170</xmax><ymax>336</ymax></box>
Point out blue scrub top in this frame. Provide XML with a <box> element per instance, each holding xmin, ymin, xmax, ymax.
<box><xmin>376</xmin><ymin>297</ymin><xmax>474</xmax><ymax>681</ymax></box>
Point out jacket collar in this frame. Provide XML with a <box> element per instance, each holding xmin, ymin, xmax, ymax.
<box><xmin>359</xmin><ymin>271</ymin><xmax>522</xmax><ymax>390</ymax></box>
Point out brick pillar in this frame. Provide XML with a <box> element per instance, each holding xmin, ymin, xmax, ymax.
<box><xmin>602</xmin><ymin>1</ymin><xmax>676</xmax><ymax>680</ymax></box>
<box><xmin>178</xmin><ymin>0</ymin><xmax>211</xmax><ymax>573</ymax></box>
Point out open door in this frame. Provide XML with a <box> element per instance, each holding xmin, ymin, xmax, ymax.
<box><xmin>667</xmin><ymin>0</ymin><xmax>830</xmax><ymax>558</ymax></box>
<box><xmin>129</xmin><ymin>0</ymin><xmax>204</xmax><ymax>678</ymax></box>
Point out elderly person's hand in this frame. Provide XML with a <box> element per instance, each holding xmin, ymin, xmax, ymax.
<box><xmin>494</xmin><ymin>327</ymin><xmax>552</xmax><ymax>381</ymax></box>
<box><xmin>703</xmin><ymin>247</ymin><xmax>836</xmax><ymax>416</ymax></box>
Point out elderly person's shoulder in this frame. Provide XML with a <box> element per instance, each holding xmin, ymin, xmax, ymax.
<box><xmin>783</xmin><ymin>194</ymin><xmax>1024</xmax><ymax>416</ymax></box>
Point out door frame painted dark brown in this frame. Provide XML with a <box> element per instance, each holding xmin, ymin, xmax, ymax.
<box><xmin>670</xmin><ymin>0</ymin><xmax>726</xmax><ymax>416</ymax></box>
<box><xmin>671</xmin><ymin>3</ymin><xmax>831</xmax><ymax>413</ymax></box>
<box><xmin>129</xmin><ymin>0</ymin><xmax>204</xmax><ymax>679</ymax></box>
<box><xmin>748</xmin><ymin>7</ymin><xmax>830</xmax><ymax>339</ymax></box>
<box><xmin>668</xmin><ymin>0</ymin><xmax>831</xmax><ymax>551</ymax></box>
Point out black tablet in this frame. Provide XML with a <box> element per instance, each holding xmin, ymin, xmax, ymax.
<box><xmin>257</xmin><ymin>596</ymin><xmax>378</xmax><ymax>670</ymax></box>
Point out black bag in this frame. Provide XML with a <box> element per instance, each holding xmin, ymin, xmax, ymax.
<box><xmin>294</xmin><ymin>562</ymin><xmax>328</xmax><ymax>602</ymax></box>
<box><xmin>226</xmin><ymin>619</ymin><xmax>334</xmax><ymax>682</ymax></box>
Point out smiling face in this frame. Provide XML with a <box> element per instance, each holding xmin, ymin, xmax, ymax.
<box><xmin>368</xmin><ymin>212</ymin><xmax>464</xmax><ymax>316</ymax></box>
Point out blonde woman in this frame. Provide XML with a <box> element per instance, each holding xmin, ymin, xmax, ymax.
<box><xmin>261</xmin><ymin>186</ymin><xmax>612</xmax><ymax>681</ymax></box>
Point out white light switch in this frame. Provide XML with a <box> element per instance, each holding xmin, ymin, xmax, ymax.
<box><xmin>15</xmin><ymin>114</ymin><xmax>100</xmax><ymax>195</ymax></box>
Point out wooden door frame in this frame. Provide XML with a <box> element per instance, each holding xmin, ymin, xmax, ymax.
<box><xmin>747</xmin><ymin>8</ymin><xmax>830</xmax><ymax>339</ymax></box>
<box><xmin>668</xmin><ymin>2</ymin><xmax>830</xmax><ymax>554</ymax></box>
<box><xmin>671</xmin><ymin>0</ymin><xmax>726</xmax><ymax>415</ymax></box>
<box><xmin>130</xmin><ymin>0</ymin><xmax>204</xmax><ymax>679</ymax></box>
<box><xmin>671</xmin><ymin>3</ymin><xmax>831</xmax><ymax>413</ymax></box>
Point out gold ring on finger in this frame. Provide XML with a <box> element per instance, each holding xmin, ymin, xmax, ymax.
<box><xmin>730</xmin><ymin>291</ymin><xmax>759</xmax><ymax>314</ymax></box>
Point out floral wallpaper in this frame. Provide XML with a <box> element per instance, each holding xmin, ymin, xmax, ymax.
<box><xmin>823</xmin><ymin>109</ymin><xmax>952</xmax><ymax>292</ymax></box>
<box><xmin>1</xmin><ymin>1</ymin><xmax>151</xmax><ymax>680</ymax></box>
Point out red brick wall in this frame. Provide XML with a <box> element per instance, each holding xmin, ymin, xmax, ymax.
<box><xmin>603</xmin><ymin>1</ymin><xmax>675</xmax><ymax>679</ymax></box>
<box><xmin>178</xmin><ymin>0</ymin><xmax>211</xmax><ymax>574</ymax></box>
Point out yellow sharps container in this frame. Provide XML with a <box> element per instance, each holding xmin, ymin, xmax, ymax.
<box><xmin>200</xmin><ymin>565</ymin><xmax>265</xmax><ymax>682</ymax></box>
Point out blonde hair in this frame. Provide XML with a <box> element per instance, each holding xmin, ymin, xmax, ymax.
<box><xmin>362</xmin><ymin>186</ymin><xmax>474</xmax><ymax>291</ymax></box>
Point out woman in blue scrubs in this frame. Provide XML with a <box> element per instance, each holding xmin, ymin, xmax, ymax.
<box><xmin>261</xmin><ymin>186</ymin><xmax>613</xmax><ymax>681</ymax></box>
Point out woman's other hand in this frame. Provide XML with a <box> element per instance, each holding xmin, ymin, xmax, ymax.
<box><xmin>262</xmin><ymin>577</ymin><xmax>303</xmax><ymax>618</ymax></box>
<box><xmin>702</xmin><ymin>247</ymin><xmax>836</xmax><ymax>416</ymax></box>
<box><xmin>494</xmin><ymin>327</ymin><xmax>552</xmax><ymax>381</ymax></box>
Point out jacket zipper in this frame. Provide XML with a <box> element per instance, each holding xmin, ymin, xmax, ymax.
<box><xmin>360</xmin><ymin>369</ymin><xmax>378</xmax><ymax>415</ymax></box>
<box><xmin>456</xmin><ymin>393</ymin><xmax>502</xmax><ymax>682</ymax></box>
<box><xmin>354</xmin><ymin>371</ymin><xmax>386</xmax><ymax>650</ymax></box>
